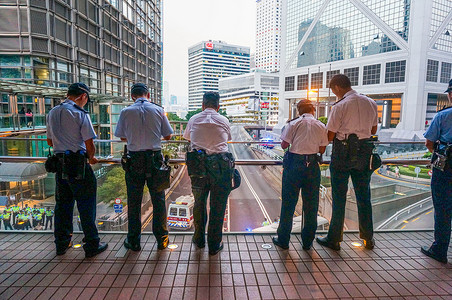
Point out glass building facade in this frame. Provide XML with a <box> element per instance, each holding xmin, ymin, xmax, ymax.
<box><xmin>0</xmin><ymin>0</ymin><xmax>162</xmax><ymax>102</ymax></box>
<box><xmin>281</xmin><ymin>0</ymin><xmax>452</xmax><ymax>133</ymax></box>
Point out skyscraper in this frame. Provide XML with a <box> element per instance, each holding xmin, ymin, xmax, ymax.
<box><xmin>0</xmin><ymin>0</ymin><xmax>162</xmax><ymax>103</ymax></box>
<box><xmin>279</xmin><ymin>0</ymin><xmax>452</xmax><ymax>138</ymax></box>
<box><xmin>188</xmin><ymin>40</ymin><xmax>250</xmax><ymax>111</ymax></box>
<box><xmin>256</xmin><ymin>0</ymin><xmax>282</xmax><ymax>73</ymax></box>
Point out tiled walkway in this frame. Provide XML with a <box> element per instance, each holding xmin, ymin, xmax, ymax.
<box><xmin>0</xmin><ymin>231</ymin><xmax>451</xmax><ymax>299</ymax></box>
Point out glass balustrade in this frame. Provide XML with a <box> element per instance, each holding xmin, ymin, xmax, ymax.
<box><xmin>0</xmin><ymin>138</ymin><xmax>433</xmax><ymax>235</ymax></box>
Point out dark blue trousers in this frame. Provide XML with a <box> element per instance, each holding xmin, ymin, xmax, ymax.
<box><xmin>277</xmin><ymin>157</ymin><xmax>320</xmax><ymax>247</ymax></box>
<box><xmin>431</xmin><ymin>167</ymin><xmax>452</xmax><ymax>257</ymax></box>
<box><xmin>190</xmin><ymin>156</ymin><xmax>232</xmax><ymax>250</ymax></box>
<box><xmin>125</xmin><ymin>171</ymin><xmax>168</xmax><ymax>243</ymax></box>
<box><xmin>327</xmin><ymin>165</ymin><xmax>373</xmax><ymax>243</ymax></box>
<box><xmin>54</xmin><ymin>164</ymin><xmax>100</xmax><ymax>252</ymax></box>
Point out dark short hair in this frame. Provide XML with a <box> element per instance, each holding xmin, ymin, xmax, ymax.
<box><xmin>203</xmin><ymin>91</ymin><xmax>220</xmax><ymax>108</ymax></box>
<box><xmin>297</xmin><ymin>99</ymin><xmax>314</xmax><ymax>115</ymax></box>
<box><xmin>67</xmin><ymin>82</ymin><xmax>90</xmax><ymax>99</ymax></box>
<box><xmin>329</xmin><ymin>74</ymin><xmax>351</xmax><ymax>89</ymax></box>
<box><xmin>131</xmin><ymin>83</ymin><xmax>149</xmax><ymax>97</ymax></box>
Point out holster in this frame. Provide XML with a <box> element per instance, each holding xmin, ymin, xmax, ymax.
<box><xmin>152</xmin><ymin>154</ymin><xmax>171</xmax><ymax>192</ymax></box>
<box><xmin>61</xmin><ymin>151</ymin><xmax>87</xmax><ymax>180</ymax></box>
<box><xmin>128</xmin><ymin>150</ymin><xmax>171</xmax><ymax>192</ymax></box>
<box><xmin>331</xmin><ymin>135</ymin><xmax>374</xmax><ymax>172</ymax></box>
<box><xmin>186</xmin><ymin>150</ymin><xmax>207</xmax><ymax>177</ymax></box>
<box><xmin>121</xmin><ymin>145</ymin><xmax>131</xmax><ymax>172</ymax></box>
<box><xmin>432</xmin><ymin>141</ymin><xmax>452</xmax><ymax>171</ymax></box>
<box><xmin>45</xmin><ymin>149</ymin><xmax>59</xmax><ymax>173</ymax></box>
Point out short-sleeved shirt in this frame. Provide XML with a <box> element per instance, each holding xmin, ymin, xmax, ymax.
<box><xmin>424</xmin><ymin>107</ymin><xmax>452</xmax><ymax>147</ymax></box>
<box><xmin>46</xmin><ymin>99</ymin><xmax>97</xmax><ymax>154</ymax></box>
<box><xmin>281</xmin><ymin>113</ymin><xmax>329</xmax><ymax>155</ymax></box>
<box><xmin>183</xmin><ymin>108</ymin><xmax>231</xmax><ymax>155</ymax></box>
<box><xmin>326</xmin><ymin>90</ymin><xmax>378</xmax><ymax>140</ymax></box>
<box><xmin>114</xmin><ymin>98</ymin><xmax>173</xmax><ymax>152</ymax></box>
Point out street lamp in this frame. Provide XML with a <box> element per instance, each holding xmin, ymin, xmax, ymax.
<box><xmin>308</xmin><ymin>90</ymin><xmax>320</xmax><ymax>118</ymax></box>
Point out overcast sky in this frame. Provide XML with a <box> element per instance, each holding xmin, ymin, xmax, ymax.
<box><xmin>162</xmin><ymin>0</ymin><xmax>256</xmax><ymax>105</ymax></box>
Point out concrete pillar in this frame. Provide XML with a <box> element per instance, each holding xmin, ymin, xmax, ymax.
<box><xmin>400</xmin><ymin>0</ymin><xmax>433</xmax><ymax>131</ymax></box>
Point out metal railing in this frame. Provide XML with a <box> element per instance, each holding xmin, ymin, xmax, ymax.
<box><xmin>376</xmin><ymin>197</ymin><xmax>433</xmax><ymax>230</ymax></box>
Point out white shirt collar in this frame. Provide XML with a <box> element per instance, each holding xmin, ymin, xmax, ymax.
<box><xmin>301</xmin><ymin>113</ymin><xmax>315</xmax><ymax>119</ymax></box>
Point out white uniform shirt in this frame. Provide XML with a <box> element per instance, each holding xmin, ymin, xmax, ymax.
<box><xmin>183</xmin><ymin>108</ymin><xmax>231</xmax><ymax>154</ymax></box>
<box><xmin>326</xmin><ymin>90</ymin><xmax>378</xmax><ymax>140</ymax></box>
<box><xmin>281</xmin><ymin>113</ymin><xmax>329</xmax><ymax>155</ymax></box>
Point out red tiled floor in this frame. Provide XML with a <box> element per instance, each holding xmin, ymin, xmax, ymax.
<box><xmin>0</xmin><ymin>232</ymin><xmax>450</xmax><ymax>300</ymax></box>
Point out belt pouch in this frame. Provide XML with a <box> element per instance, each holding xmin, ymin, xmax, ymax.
<box><xmin>150</xmin><ymin>153</ymin><xmax>171</xmax><ymax>192</ymax></box>
<box><xmin>62</xmin><ymin>151</ymin><xmax>86</xmax><ymax>180</ymax></box>
<box><xmin>186</xmin><ymin>151</ymin><xmax>207</xmax><ymax>177</ymax></box>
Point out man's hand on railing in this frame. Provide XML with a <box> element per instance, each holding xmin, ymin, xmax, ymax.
<box><xmin>89</xmin><ymin>157</ymin><xmax>99</xmax><ymax>165</ymax></box>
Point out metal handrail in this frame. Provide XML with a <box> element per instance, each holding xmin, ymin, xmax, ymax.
<box><xmin>376</xmin><ymin>197</ymin><xmax>432</xmax><ymax>230</ymax></box>
<box><xmin>0</xmin><ymin>136</ymin><xmax>428</xmax><ymax>145</ymax></box>
<box><xmin>0</xmin><ymin>156</ymin><xmax>431</xmax><ymax>166</ymax></box>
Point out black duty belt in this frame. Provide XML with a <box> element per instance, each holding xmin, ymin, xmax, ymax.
<box><xmin>129</xmin><ymin>149</ymin><xmax>161</xmax><ymax>155</ymax></box>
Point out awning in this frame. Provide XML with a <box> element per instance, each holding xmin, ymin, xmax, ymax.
<box><xmin>0</xmin><ymin>163</ymin><xmax>48</xmax><ymax>182</ymax></box>
<box><xmin>0</xmin><ymin>80</ymin><xmax>126</xmax><ymax>102</ymax></box>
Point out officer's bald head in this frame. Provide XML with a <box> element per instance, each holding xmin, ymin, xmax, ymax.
<box><xmin>202</xmin><ymin>92</ymin><xmax>220</xmax><ymax>110</ymax></box>
<box><xmin>297</xmin><ymin>100</ymin><xmax>315</xmax><ymax>115</ymax></box>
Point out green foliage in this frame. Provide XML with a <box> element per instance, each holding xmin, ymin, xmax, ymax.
<box><xmin>423</xmin><ymin>152</ymin><xmax>432</xmax><ymax>158</ymax></box>
<box><xmin>167</xmin><ymin>112</ymin><xmax>183</xmax><ymax>121</ymax></box>
<box><xmin>318</xmin><ymin>116</ymin><xmax>328</xmax><ymax>125</ymax></box>
<box><xmin>185</xmin><ymin>108</ymin><xmax>202</xmax><ymax>121</ymax></box>
<box><xmin>185</xmin><ymin>108</ymin><xmax>229</xmax><ymax>121</ymax></box>
<box><xmin>98</xmin><ymin>167</ymin><xmax>128</xmax><ymax>205</ymax></box>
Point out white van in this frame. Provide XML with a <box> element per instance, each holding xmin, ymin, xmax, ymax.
<box><xmin>167</xmin><ymin>195</ymin><xmax>195</xmax><ymax>230</ymax></box>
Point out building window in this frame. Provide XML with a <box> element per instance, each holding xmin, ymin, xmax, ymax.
<box><xmin>311</xmin><ymin>72</ymin><xmax>323</xmax><ymax>89</ymax></box>
<box><xmin>440</xmin><ymin>62</ymin><xmax>452</xmax><ymax>84</ymax></box>
<box><xmin>285</xmin><ymin>76</ymin><xmax>295</xmax><ymax>91</ymax></box>
<box><xmin>344</xmin><ymin>67</ymin><xmax>359</xmax><ymax>86</ymax></box>
<box><xmin>385</xmin><ymin>60</ymin><xmax>406</xmax><ymax>83</ymax></box>
<box><xmin>426</xmin><ymin>59</ymin><xmax>439</xmax><ymax>82</ymax></box>
<box><xmin>326</xmin><ymin>70</ymin><xmax>340</xmax><ymax>87</ymax></box>
<box><xmin>297</xmin><ymin>74</ymin><xmax>308</xmax><ymax>90</ymax></box>
<box><xmin>363</xmin><ymin>64</ymin><xmax>381</xmax><ymax>85</ymax></box>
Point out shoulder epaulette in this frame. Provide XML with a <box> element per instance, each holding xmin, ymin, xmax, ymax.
<box><xmin>150</xmin><ymin>102</ymin><xmax>162</xmax><ymax>108</ymax></box>
<box><xmin>437</xmin><ymin>105</ymin><xmax>452</xmax><ymax>113</ymax></box>
<box><xmin>73</xmin><ymin>104</ymin><xmax>88</xmax><ymax>113</ymax></box>
<box><xmin>287</xmin><ymin>116</ymin><xmax>299</xmax><ymax>123</ymax></box>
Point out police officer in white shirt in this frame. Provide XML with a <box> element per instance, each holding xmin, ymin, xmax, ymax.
<box><xmin>272</xmin><ymin>100</ymin><xmax>328</xmax><ymax>250</ymax></box>
<box><xmin>115</xmin><ymin>83</ymin><xmax>173</xmax><ymax>251</ymax></box>
<box><xmin>316</xmin><ymin>74</ymin><xmax>378</xmax><ymax>251</ymax></box>
<box><xmin>183</xmin><ymin>92</ymin><xmax>234</xmax><ymax>255</ymax></box>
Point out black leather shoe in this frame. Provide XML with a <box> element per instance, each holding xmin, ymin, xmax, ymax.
<box><xmin>302</xmin><ymin>242</ymin><xmax>312</xmax><ymax>250</ymax></box>
<box><xmin>157</xmin><ymin>237</ymin><xmax>169</xmax><ymax>250</ymax></box>
<box><xmin>421</xmin><ymin>246</ymin><xmax>447</xmax><ymax>263</ymax></box>
<box><xmin>192</xmin><ymin>238</ymin><xmax>205</xmax><ymax>249</ymax></box>
<box><xmin>364</xmin><ymin>238</ymin><xmax>375</xmax><ymax>250</ymax></box>
<box><xmin>56</xmin><ymin>241</ymin><xmax>73</xmax><ymax>256</ymax></box>
<box><xmin>124</xmin><ymin>238</ymin><xmax>141</xmax><ymax>251</ymax></box>
<box><xmin>272</xmin><ymin>237</ymin><xmax>289</xmax><ymax>249</ymax></box>
<box><xmin>209</xmin><ymin>242</ymin><xmax>224</xmax><ymax>255</ymax></box>
<box><xmin>85</xmin><ymin>242</ymin><xmax>108</xmax><ymax>258</ymax></box>
<box><xmin>316</xmin><ymin>236</ymin><xmax>340</xmax><ymax>251</ymax></box>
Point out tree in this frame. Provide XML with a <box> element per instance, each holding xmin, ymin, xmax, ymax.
<box><xmin>318</xmin><ymin>116</ymin><xmax>328</xmax><ymax>125</ymax></box>
<box><xmin>167</xmin><ymin>112</ymin><xmax>183</xmax><ymax>121</ymax></box>
<box><xmin>185</xmin><ymin>108</ymin><xmax>202</xmax><ymax>121</ymax></box>
<box><xmin>98</xmin><ymin>167</ymin><xmax>128</xmax><ymax>206</ymax></box>
<box><xmin>185</xmin><ymin>108</ymin><xmax>229</xmax><ymax>121</ymax></box>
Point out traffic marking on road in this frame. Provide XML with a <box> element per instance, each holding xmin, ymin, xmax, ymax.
<box><xmin>375</xmin><ymin>172</ymin><xmax>430</xmax><ymax>187</ymax></box>
<box><xmin>232</xmin><ymin>129</ymin><xmax>272</xmax><ymax>224</ymax></box>
<box><xmin>425</xmin><ymin>210</ymin><xmax>432</xmax><ymax>215</ymax></box>
<box><xmin>403</xmin><ymin>220</ymin><xmax>409</xmax><ymax>223</ymax></box>
<box><xmin>401</xmin><ymin>225</ymin><xmax>406</xmax><ymax>229</ymax></box>
<box><xmin>412</xmin><ymin>217</ymin><xmax>420</xmax><ymax>222</ymax></box>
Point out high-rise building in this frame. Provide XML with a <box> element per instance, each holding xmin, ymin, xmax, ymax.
<box><xmin>219</xmin><ymin>70</ymin><xmax>279</xmax><ymax>125</ymax></box>
<box><xmin>188</xmin><ymin>40</ymin><xmax>250</xmax><ymax>111</ymax></box>
<box><xmin>279</xmin><ymin>0</ymin><xmax>452</xmax><ymax>139</ymax></box>
<box><xmin>256</xmin><ymin>0</ymin><xmax>282</xmax><ymax>73</ymax></box>
<box><xmin>163</xmin><ymin>81</ymin><xmax>170</xmax><ymax>107</ymax></box>
<box><xmin>0</xmin><ymin>0</ymin><xmax>163</xmax><ymax>103</ymax></box>
<box><xmin>170</xmin><ymin>94</ymin><xmax>177</xmax><ymax>105</ymax></box>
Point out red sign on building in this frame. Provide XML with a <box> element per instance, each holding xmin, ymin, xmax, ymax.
<box><xmin>206</xmin><ymin>42</ymin><xmax>213</xmax><ymax>49</ymax></box>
